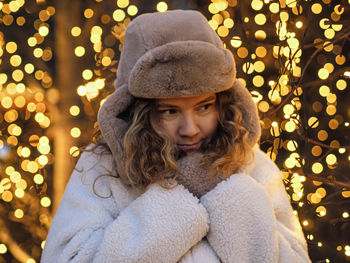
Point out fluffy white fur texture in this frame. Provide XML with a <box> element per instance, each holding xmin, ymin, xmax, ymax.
<box><xmin>41</xmin><ymin>146</ymin><xmax>311</xmax><ymax>263</ymax></box>
<box><xmin>129</xmin><ymin>40</ymin><xmax>235</xmax><ymax>98</ymax></box>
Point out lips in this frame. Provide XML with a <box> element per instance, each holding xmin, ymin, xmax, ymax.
<box><xmin>176</xmin><ymin>141</ymin><xmax>202</xmax><ymax>151</ymax></box>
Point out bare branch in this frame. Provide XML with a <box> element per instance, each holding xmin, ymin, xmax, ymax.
<box><xmin>0</xmin><ymin>226</ymin><xmax>31</xmax><ymax>262</ymax></box>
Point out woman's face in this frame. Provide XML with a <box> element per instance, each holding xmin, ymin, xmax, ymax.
<box><xmin>156</xmin><ymin>93</ymin><xmax>218</xmax><ymax>152</ymax></box>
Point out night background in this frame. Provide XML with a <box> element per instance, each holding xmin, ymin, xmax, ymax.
<box><xmin>0</xmin><ymin>0</ymin><xmax>349</xmax><ymax>262</ymax></box>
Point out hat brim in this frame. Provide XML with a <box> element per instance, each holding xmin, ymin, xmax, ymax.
<box><xmin>129</xmin><ymin>40</ymin><xmax>236</xmax><ymax>98</ymax></box>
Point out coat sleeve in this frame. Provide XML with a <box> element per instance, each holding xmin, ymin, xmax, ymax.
<box><xmin>179</xmin><ymin>239</ymin><xmax>221</xmax><ymax>263</ymax></box>
<box><xmin>41</xmin><ymin>148</ymin><xmax>209</xmax><ymax>263</ymax></box>
<box><xmin>200</xmin><ymin>149</ymin><xmax>311</xmax><ymax>263</ymax></box>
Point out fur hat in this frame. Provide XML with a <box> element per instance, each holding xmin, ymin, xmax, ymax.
<box><xmin>97</xmin><ymin>10</ymin><xmax>261</xmax><ymax>180</ymax></box>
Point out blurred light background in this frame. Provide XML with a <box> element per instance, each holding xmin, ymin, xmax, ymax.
<box><xmin>0</xmin><ymin>0</ymin><xmax>349</xmax><ymax>262</ymax></box>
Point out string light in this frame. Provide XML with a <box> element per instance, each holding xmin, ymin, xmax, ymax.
<box><xmin>0</xmin><ymin>0</ymin><xmax>348</xmax><ymax>261</ymax></box>
<box><xmin>156</xmin><ymin>2</ymin><xmax>168</xmax><ymax>13</ymax></box>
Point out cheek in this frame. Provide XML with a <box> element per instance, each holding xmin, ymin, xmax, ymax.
<box><xmin>160</xmin><ymin>119</ymin><xmax>178</xmax><ymax>140</ymax></box>
<box><xmin>202</xmin><ymin>111</ymin><xmax>219</xmax><ymax>136</ymax></box>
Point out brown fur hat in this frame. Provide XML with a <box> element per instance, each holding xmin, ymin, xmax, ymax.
<box><xmin>115</xmin><ymin>10</ymin><xmax>235</xmax><ymax>96</ymax></box>
<box><xmin>97</xmin><ymin>10</ymin><xmax>261</xmax><ymax>178</ymax></box>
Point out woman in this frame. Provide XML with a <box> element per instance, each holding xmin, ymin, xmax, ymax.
<box><xmin>41</xmin><ymin>10</ymin><xmax>311</xmax><ymax>263</ymax></box>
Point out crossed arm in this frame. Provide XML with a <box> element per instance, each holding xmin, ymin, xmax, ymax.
<box><xmin>41</xmin><ymin>149</ymin><xmax>310</xmax><ymax>263</ymax></box>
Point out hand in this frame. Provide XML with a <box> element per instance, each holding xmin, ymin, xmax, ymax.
<box><xmin>176</xmin><ymin>152</ymin><xmax>224</xmax><ymax>198</ymax></box>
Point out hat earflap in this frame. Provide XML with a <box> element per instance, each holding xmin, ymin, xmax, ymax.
<box><xmin>229</xmin><ymin>80</ymin><xmax>261</xmax><ymax>147</ymax></box>
<box><xmin>97</xmin><ymin>85</ymin><xmax>134</xmax><ymax>182</ymax></box>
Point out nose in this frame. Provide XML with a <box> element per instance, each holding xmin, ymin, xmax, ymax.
<box><xmin>178</xmin><ymin>114</ymin><xmax>200</xmax><ymax>138</ymax></box>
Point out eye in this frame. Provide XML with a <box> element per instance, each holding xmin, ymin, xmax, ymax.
<box><xmin>198</xmin><ymin>103</ymin><xmax>214</xmax><ymax>112</ymax></box>
<box><xmin>159</xmin><ymin>109</ymin><xmax>177</xmax><ymax>115</ymax></box>
<box><xmin>158</xmin><ymin>108</ymin><xmax>178</xmax><ymax>120</ymax></box>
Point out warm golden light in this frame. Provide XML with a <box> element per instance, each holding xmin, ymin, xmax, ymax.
<box><xmin>316</xmin><ymin>206</ymin><xmax>326</xmax><ymax>217</ymax></box>
<box><xmin>0</xmin><ymin>1</ymin><xmax>347</xmax><ymax>260</ymax></box>
<box><xmin>34</xmin><ymin>174</ymin><xmax>44</xmax><ymax>185</ymax></box>
<box><xmin>242</xmin><ymin>62</ymin><xmax>254</xmax><ymax>74</ymax></box>
<box><xmin>117</xmin><ymin>0</ymin><xmax>129</xmax><ymax>8</ymax></box>
<box><xmin>312</xmin><ymin>162</ymin><xmax>323</xmax><ymax>174</ymax></box>
<box><xmin>223</xmin><ymin>18</ymin><xmax>234</xmax><ymax>28</ymax></box>
<box><xmin>10</xmin><ymin>55</ymin><xmax>22</xmax><ymax>67</ymax></box>
<box><xmin>255</xmin><ymin>30</ymin><xmax>266</xmax><ymax>40</ymax></box>
<box><xmin>252</xmin><ymin>75</ymin><xmax>264</xmax><ymax>87</ymax></box>
<box><xmin>255</xmin><ymin>13</ymin><xmax>266</xmax><ymax>25</ymax></box>
<box><xmin>2</xmin><ymin>96</ymin><xmax>13</xmax><ymax>109</ymax></box>
<box><xmin>156</xmin><ymin>2</ymin><xmax>168</xmax><ymax>13</ymax></box>
<box><xmin>27</xmin><ymin>161</ymin><xmax>39</xmax><ymax>174</ymax></box>
<box><xmin>208</xmin><ymin>20</ymin><xmax>218</xmax><ymax>30</ymax></box>
<box><xmin>208</xmin><ymin>3</ymin><xmax>219</xmax><ymax>14</ymax></box>
<box><xmin>258</xmin><ymin>101</ymin><xmax>269</xmax><ymax>113</ymax></box>
<box><xmin>6</xmin><ymin>41</ymin><xmax>17</xmax><ymax>53</ymax></box>
<box><xmin>70</xmin><ymin>127</ymin><xmax>81</xmax><ymax>138</ymax></box>
<box><xmin>40</xmin><ymin>197</ymin><xmax>51</xmax><ymax>207</ymax></box>
<box><xmin>82</xmin><ymin>69</ymin><xmax>93</xmax><ymax>80</ymax></box>
<box><xmin>14</xmin><ymin>209</ymin><xmax>24</xmax><ymax>218</ymax></box>
<box><xmin>251</xmin><ymin>0</ymin><xmax>263</xmax><ymax>10</ymax></box>
<box><xmin>319</xmin><ymin>85</ymin><xmax>330</xmax><ymax>97</ymax></box>
<box><xmin>217</xmin><ymin>26</ymin><xmax>229</xmax><ymax>37</ymax></box>
<box><xmin>255</xmin><ymin>46</ymin><xmax>267</xmax><ymax>57</ymax></box>
<box><xmin>254</xmin><ymin>61</ymin><xmax>265</xmax><ymax>72</ymax></box>
<box><xmin>33</xmin><ymin>48</ymin><xmax>43</xmax><ymax>58</ymax></box>
<box><xmin>324</xmin><ymin>28</ymin><xmax>335</xmax><ymax>39</ymax></box>
<box><xmin>24</xmin><ymin>63</ymin><xmax>35</xmax><ymax>74</ymax></box>
<box><xmin>77</xmin><ymin>85</ymin><xmax>87</xmax><ymax>96</ymax></box>
<box><xmin>84</xmin><ymin>8</ymin><xmax>94</xmax><ymax>19</ymax></box>
<box><xmin>214</xmin><ymin>0</ymin><xmax>228</xmax><ymax>11</ymax></box>
<box><xmin>230</xmin><ymin>36</ymin><xmax>242</xmax><ymax>48</ymax></box>
<box><xmin>280</xmin><ymin>11</ymin><xmax>289</xmax><ymax>22</ymax></box>
<box><xmin>38</xmin><ymin>155</ymin><xmax>48</xmax><ymax>166</ymax></box>
<box><xmin>10</xmin><ymin>171</ymin><xmax>21</xmax><ymax>183</ymax></box>
<box><xmin>0</xmin><ymin>73</ymin><xmax>8</xmax><ymax>84</ymax></box>
<box><xmin>287</xmin><ymin>140</ymin><xmax>298</xmax><ymax>151</ymax></box>
<box><xmin>326</xmin><ymin>154</ymin><xmax>337</xmax><ymax>165</ymax></box>
<box><xmin>213</xmin><ymin>14</ymin><xmax>224</xmax><ymax>25</ymax></box>
<box><xmin>237</xmin><ymin>47</ymin><xmax>248</xmax><ymax>58</ymax></box>
<box><xmin>126</xmin><ymin>5</ymin><xmax>138</xmax><ymax>16</ymax></box>
<box><xmin>38</xmin><ymin>25</ymin><xmax>49</xmax><ymax>36</ymax></box>
<box><xmin>0</xmin><ymin>244</ymin><xmax>7</xmax><ymax>254</ymax></box>
<box><xmin>69</xmin><ymin>105</ymin><xmax>80</xmax><ymax>116</ymax></box>
<box><xmin>113</xmin><ymin>9</ymin><xmax>126</xmax><ymax>21</ymax></box>
<box><xmin>74</xmin><ymin>46</ymin><xmax>85</xmax><ymax>57</ymax></box>
<box><xmin>70</xmin><ymin>146</ymin><xmax>80</xmax><ymax>157</ymax></box>
<box><xmin>318</xmin><ymin>130</ymin><xmax>328</xmax><ymax>141</ymax></box>
<box><xmin>318</xmin><ymin>68</ymin><xmax>329</xmax><ymax>79</ymax></box>
<box><xmin>21</xmin><ymin>147</ymin><xmax>31</xmax><ymax>158</ymax></box>
<box><xmin>336</xmin><ymin>79</ymin><xmax>346</xmax><ymax>90</ymax></box>
<box><xmin>285</xmin><ymin>121</ymin><xmax>296</xmax><ymax>132</ymax></box>
<box><xmin>71</xmin><ymin>26</ymin><xmax>81</xmax><ymax>37</ymax></box>
<box><xmin>311</xmin><ymin>3</ymin><xmax>322</xmax><ymax>14</ymax></box>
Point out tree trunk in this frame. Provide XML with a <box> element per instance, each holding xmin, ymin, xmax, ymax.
<box><xmin>53</xmin><ymin>0</ymin><xmax>82</xmax><ymax>213</ymax></box>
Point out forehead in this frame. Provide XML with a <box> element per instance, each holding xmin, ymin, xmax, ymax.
<box><xmin>156</xmin><ymin>93</ymin><xmax>216</xmax><ymax>107</ymax></box>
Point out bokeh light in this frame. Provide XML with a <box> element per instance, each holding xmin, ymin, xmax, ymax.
<box><xmin>0</xmin><ymin>1</ymin><xmax>349</xmax><ymax>262</ymax></box>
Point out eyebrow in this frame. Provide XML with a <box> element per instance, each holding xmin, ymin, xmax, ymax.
<box><xmin>197</xmin><ymin>95</ymin><xmax>216</xmax><ymax>105</ymax></box>
<box><xmin>157</xmin><ymin>95</ymin><xmax>216</xmax><ymax>108</ymax></box>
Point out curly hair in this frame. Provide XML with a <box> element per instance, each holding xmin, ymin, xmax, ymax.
<box><xmin>122</xmin><ymin>89</ymin><xmax>255</xmax><ymax>189</ymax></box>
<box><xmin>123</xmin><ymin>99</ymin><xmax>178</xmax><ymax>187</ymax></box>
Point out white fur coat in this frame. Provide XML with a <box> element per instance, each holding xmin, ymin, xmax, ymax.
<box><xmin>41</xmin><ymin>146</ymin><xmax>311</xmax><ymax>263</ymax></box>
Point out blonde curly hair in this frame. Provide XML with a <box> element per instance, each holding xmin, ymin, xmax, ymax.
<box><xmin>123</xmin><ymin>89</ymin><xmax>255</xmax><ymax>189</ymax></box>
